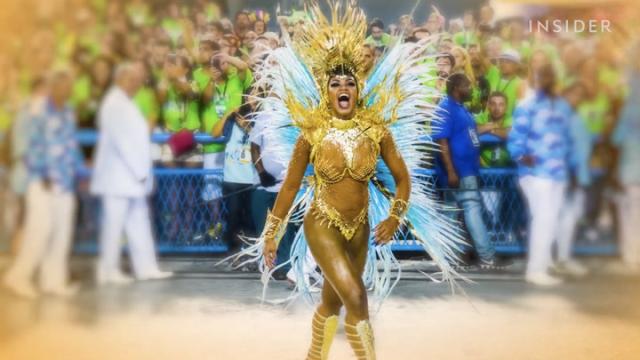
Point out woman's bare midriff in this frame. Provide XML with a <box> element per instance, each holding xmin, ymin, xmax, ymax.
<box><xmin>319</xmin><ymin>177</ymin><xmax>369</xmax><ymax>222</ymax></box>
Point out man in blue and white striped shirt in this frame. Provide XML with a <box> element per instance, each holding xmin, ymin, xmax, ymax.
<box><xmin>508</xmin><ymin>64</ymin><xmax>576</xmax><ymax>286</ymax></box>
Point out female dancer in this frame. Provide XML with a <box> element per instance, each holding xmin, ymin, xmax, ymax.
<box><xmin>230</xmin><ymin>2</ymin><xmax>464</xmax><ymax>359</ymax></box>
<box><xmin>262</xmin><ymin>66</ymin><xmax>409</xmax><ymax>359</ymax></box>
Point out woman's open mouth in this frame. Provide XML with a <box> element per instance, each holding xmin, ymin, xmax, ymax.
<box><xmin>338</xmin><ymin>93</ymin><xmax>351</xmax><ymax>110</ymax></box>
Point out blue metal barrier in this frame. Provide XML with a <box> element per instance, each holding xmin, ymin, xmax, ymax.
<box><xmin>2</xmin><ymin>130</ymin><xmax>617</xmax><ymax>256</ymax></box>
<box><xmin>75</xmin><ymin>166</ymin><xmax>526</xmax><ymax>254</ymax></box>
<box><xmin>75</xmin><ymin>168</ymin><xmax>229</xmax><ymax>254</ymax></box>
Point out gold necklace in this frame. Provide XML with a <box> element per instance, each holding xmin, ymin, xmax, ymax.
<box><xmin>330</xmin><ymin>117</ymin><xmax>357</xmax><ymax>130</ymax></box>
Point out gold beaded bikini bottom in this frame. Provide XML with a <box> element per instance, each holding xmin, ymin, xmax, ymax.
<box><xmin>309</xmin><ymin>185</ymin><xmax>369</xmax><ymax>241</ymax></box>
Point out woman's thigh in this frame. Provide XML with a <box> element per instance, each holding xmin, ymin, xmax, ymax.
<box><xmin>304</xmin><ymin>214</ymin><xmax>366</xmax><ymax>306</ymax></box>
<box><xmin>345</xmin><ymin>220</ymin><xmax>370</xmax><ymax>275</ymax></box>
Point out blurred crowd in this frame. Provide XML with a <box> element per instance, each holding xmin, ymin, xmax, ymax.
<box><xmin>0</xmin><ymin>0</ymin><xmax>639</xmax><ymax>297</ymax></box>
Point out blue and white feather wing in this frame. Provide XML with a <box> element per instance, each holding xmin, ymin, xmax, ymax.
<box><xmin>363</xmin><ymin>39</ymin><xmax>467</xmax><ymax>301</ymax></box>
<box><xmin>217</xmin><ymin>45</ymin><xmax>323</xmax><ymax>303</ymax></box>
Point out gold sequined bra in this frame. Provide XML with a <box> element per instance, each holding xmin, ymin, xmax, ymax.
<box><xmin>308</xmin><ymin>118</ymin><xmax>382</xmax><ymax>240</ymax></box>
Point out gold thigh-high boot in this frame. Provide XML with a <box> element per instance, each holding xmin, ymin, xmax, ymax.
<box><xmin>306</xmin><ymin>310</ymin><xmax>339</xmax><ymax>360</ymax></box>
<box><xmin>344</xmin><ymin>320</ymin><xmax>376</xmax><ymax>360</ymax></box>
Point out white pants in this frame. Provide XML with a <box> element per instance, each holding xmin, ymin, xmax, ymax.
<box><xmin>519</xmin><ymin>176</ymin><xmax>567</xmax><ymax>275</ymax></box>
<box><xmin>5</xmin><ymin>181</ymin><xmax>75</xmax><ymax>290</ymax></box>
<box><xmin>97</xmin><ymin>196</ymin><xmax>161</xmax><ymax>278</ymax></box>
<box><xmin>617</xmin><ymin>185</ymin><xmax>640</xmax><ymax>267</ymax></box>
<box><xmin>557</xmin><ymin>188</ymin><xmax>586</xmax><ymax>262</ymax></box>
<box><xmin>201</xmin><ymin>152</ymin><xmax>224</xmax><ymax>201</ymax></box>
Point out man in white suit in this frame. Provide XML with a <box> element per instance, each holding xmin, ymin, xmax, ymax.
<box><xmin>91</xmin><ymin>63</ymin><xmax>172</xmax><ymax>285</ymax></box>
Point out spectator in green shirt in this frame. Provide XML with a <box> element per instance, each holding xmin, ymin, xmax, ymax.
<box><xmin>476</xmin><ymin>91</ymin><xmax>512</xmax><ymax>167</ymax></box>
<box><xmin>72</xmin><ymin>55</ymin><xmax>113</xmax><ymax>129</ymax></box>
<box><xmin>579</xmin><ymin>57</ymin><xmax>612</xmax><ymax>136</ymax></box>
<box><xmin>133</xmin><ymin>60</ymin><xmax>160</xmax><ymax>128</ymax></box>
<box><xmin>453</xmin><ymin>11</ymin><xmax>479</xmax><ymax>49</ymax></box>
<box><xmin>505</xmin><ymin>18</ymin><xmax>532</xmax><ymax>63</ymax></box>
<box><xmin>193</xmin><ymin>40</ymin><xmax>219</xmax><ymax>89</ymax></box>
<box><xmin>362</xmin><ymin>44</ymin><xmax>375</xmax><ymax>77</ymax></box>
<box><xmin>204</xmin><ymin>53</ymin><xmax>252</xmax><ymax>139</ymax></box>
<box><xmin>365</xmin><ymin>19</ymin><xmax>393</xmax><ymax>48</ymax></box>
<box><xmin>157</xmin><ymin>54</ymin><xmax>200</xmax><ymax>134</ymax></box>
<box><xmin>149</xmin><ymin>36</ymin><xmax>172</xmax><ymax>75</ymax></box>
<box><xmin>431</xmin><ymin>52</ymin><xmax>455</xmax><ymax>102</ymax></box>
<box><xmin>161</xmin><ymin>2</ymin><xmax>184</xmax><ymax>45</ymax></box>
<box><xmin>468</xmin><ymin>44</ymin><xmax>492</xmax><ymax>114</ymax></box>
<box><xmin>438</xmin><ymin>34</ymin><xmax>454</xmax><ymax>54</ymax></box>
<box><xmin>241</xmin><ymin>31</ymin><xmax>258</xmax><ymax>60</ymax></box>
<box><xmin>451</xmin><ymin>46</ymin><xmax>484</xmax><ymax>113</ymax></box>
<box><xmin>489</xmin><ymin>50</ymin><xmax>527</xmax><ymax>118</ymax></box>
<box><xmin>485</xmin><ymin>36</ymin><xmax>503</xmax><ymax>65</ymax></box>
<box><xmin>220</xmin><ymin>34</ymin><xmax>242</xmax><ymax>58</ymax></box>
<box><xmin>475</xmin><ymin>91</ymin><xmax>512</xmax><ymax>228</ymax></box>
<box><xmin>192</xmin><ymin>41</ymin><xmax>222</xmax><ymax>152</ymax></box>
<box><xmin>425</xmin><ymin>11</ymin><xmax>444</xmax><ymax>35</ymax></box>
<box><xmin>234</xmin><ymin>10</ymin><xmax>253</xmax><ymax>39</ymax></box>
<box><xmin>200</xmin><ymin>52</ymin><xmax>252</xmax><ymax>237</ymax></box>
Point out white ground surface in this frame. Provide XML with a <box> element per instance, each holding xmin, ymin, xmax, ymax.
<box><xmin>1</xmin><ymin>257</ymin><xmax>639</xmax><ymax>360</ymax></box>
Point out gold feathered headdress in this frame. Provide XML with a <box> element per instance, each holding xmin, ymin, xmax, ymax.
<box><xmin>291</xmin><ymin>1</ymin><xmax>368</xmax><ymax>92</ymax></box>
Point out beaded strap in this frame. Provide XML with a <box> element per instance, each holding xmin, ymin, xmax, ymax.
<box><xmin>344</xmin><ymin>320</ymin><xmax>376</xmax><ymax>360</ymax></box>
<box><xmin>262</xmin><ymin>210</ymin><xmax>285</xmax><ymax>245</ymax></box>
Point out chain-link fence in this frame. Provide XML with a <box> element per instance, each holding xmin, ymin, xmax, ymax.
<box><xmin>74</xmin><ymin>168</ymin><xmax>229</xmax><ymax>254</ymax></box>
<box><xmin>73</xmin><ymin>167</ymin><xmax>527</xmax><ymax>254</ymax></box>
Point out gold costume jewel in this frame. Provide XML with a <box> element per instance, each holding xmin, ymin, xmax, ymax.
<box><xmin>311</xmin><ymin>196</ymin><xmax>368</xmax><ymax>240</ymax></box>
<box><xmin>277</xmin><ymin>2</ymin><xmax>392</xmax><ymax>241</ymax></box>
<box><xmin>293</xmin><ymin>1</ymin><xmax>369</xmax><ymax>93</ymax></box>
<box><xmin>262</xmin><ymin>210</ymin><xmax>285</xmax><ymax>245</ymax></box>
<box><xmin>307</xmin><ymin>115</ymin><xmax>381</xmax><ymax>240</ymax></box>
<box><xmin>389</xmin><ymin>199</ymin><xmax>409</xmax><ymax>222</ymax></box>
<box><xmin>311</xmin><ymin>116</ymin><xmax>380</xmax><ymax>184</ymax></box>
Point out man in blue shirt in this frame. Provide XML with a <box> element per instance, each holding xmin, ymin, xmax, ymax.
<box><xmin>433</xmin><ymin>73</ymin><xmax>509</xmax><ymax>270</ymax></box>
<box><xmin>3</xmin><ymin>70</ymin><xmax>83</xmax><ymax>299</ymax></box>
<box><xmin>508</xmin><ymin>64</ymin><xmax>575</xmax><ymax>286</ymax></box>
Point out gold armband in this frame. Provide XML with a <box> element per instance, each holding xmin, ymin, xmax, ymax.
<box><xmin>389</xmin><ymin>199</ymin><xmax>408</xmax><ymax>222</ymax></box>
<box><xmin>262</xmin><ymin>210</ymin><xmax>286</xmax><ymax>245</ymax></box>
